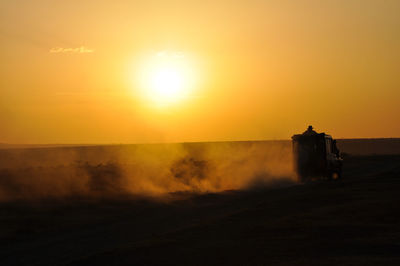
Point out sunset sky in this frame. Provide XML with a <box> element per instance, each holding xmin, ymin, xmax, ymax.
<box><xmin>1</xmin><ymin>0</ymin><xmax>399</xmax><ymax>144</ymax></box>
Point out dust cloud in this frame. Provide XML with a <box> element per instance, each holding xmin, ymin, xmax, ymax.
<box><xmin>0</xmin><ymin>141</ymin><xmax>295</xmax><ymax>201</ymax></box>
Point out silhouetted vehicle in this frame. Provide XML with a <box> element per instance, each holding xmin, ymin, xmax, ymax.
<box><xmin>292</xmin><ymin>126</ymin><xmax>343</xmax><ymax>182</ymax></box>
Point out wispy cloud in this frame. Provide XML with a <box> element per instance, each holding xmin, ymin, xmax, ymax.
<box><xmin>49</xmin><ymin>46</ymin><xmax>94</xmax><ymax>54</ymax></box>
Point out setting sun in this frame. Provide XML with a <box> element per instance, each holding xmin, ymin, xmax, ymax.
<box><xmin>137</xmin><ymin>51</ymin><xmax>195</xmax><ymax>107</ymax></box>
<box><xmin>151</xmin><ymin>68</ymin><xmax>183</xmax><ymax>98</ymax></box>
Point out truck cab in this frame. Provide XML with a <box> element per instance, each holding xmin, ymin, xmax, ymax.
<box><xmin>292</xmin><ymin>126</ymin><xmax>343</xmax><ymax>182</ymax></box>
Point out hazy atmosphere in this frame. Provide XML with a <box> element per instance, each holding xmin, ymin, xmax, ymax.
<box><xmin>1</xmin><ymin>0</ymin><xmax>400</xmax><ymax>143</ymax></box>
<box><xmin>1</xmin><ymin>1</ymin><xmax>400</xmax><ymax>266</ymax></box>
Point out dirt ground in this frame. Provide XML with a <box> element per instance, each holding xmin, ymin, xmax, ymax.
<box><xmin>0</xmin><ymin>142</ymin><xmax>399</xmax><ymax>265</ymax></box>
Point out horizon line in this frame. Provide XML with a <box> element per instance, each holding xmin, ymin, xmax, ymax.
<box><xmin>1</xmin><ymin>137</ymin><xmax>400</xmax><ymax>148</ymax></box>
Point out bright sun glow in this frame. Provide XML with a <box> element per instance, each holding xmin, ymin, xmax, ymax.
<box><xmin>150</xmin><ymin>67</ymin><xmax>184</xmax><ymax>100</ymax></box>
<box><xmin>137</xmin><ymin>51</ymin><xmax>196</xmax><ymax>107</ymax></box>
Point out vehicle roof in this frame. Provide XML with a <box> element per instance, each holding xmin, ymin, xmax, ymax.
<box><xmin>292</xmin><ymin>133</ymin><xmax>332</xmax><ymax>140</ymax></box>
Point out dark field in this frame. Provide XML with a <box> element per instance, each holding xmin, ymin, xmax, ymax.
<box><xmin>0</xmin><ymin>139</ymin><xmax>400</xmax><ymax>265</ymax></box>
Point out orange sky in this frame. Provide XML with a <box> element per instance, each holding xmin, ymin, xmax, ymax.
<box><xmin>1</xmin><ymin>0</ymin><xmax>399</xmax><ymax>144</ymax></box>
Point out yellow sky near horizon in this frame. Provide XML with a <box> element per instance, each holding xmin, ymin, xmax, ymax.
<box><xmin>1</xmin><ymin>0</ymin><xmax>399</xmax><ymax>144</ymax></box>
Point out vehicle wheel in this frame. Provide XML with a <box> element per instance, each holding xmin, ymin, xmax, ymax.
<box><xmin>331</xmin><ymin>171</ymin><xmax>341</xmax><ymax>181</ymax></box>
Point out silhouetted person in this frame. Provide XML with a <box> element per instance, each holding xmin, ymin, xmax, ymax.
<box><xmin>303</xmin><ymin>125</ymin><xmax>317</xmax><ymax>136</ymax></box>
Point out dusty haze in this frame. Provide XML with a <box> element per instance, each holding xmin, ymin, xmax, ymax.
<box><xmin>0</xmin><ymin>141</ymin><xmax>295</xmax><ymax>201</ymax></box>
